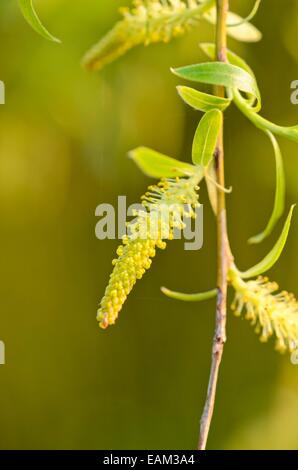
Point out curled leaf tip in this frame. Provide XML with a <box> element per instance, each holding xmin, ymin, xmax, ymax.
<box><xmin>18</xmin><ymin>0</ymin><xmax>61</xmax><ymax>43</ymax></box>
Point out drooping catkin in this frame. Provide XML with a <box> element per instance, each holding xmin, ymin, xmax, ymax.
<box><xmin>82</xmin><ymin>0</ymin><xmax>212</xmax><ymax>70</ymax></box>
<box><xmin>97</xmin><ymin>175</ymin><xmax>200</xmax><ymax>328</ymax></box>
<box><xmin>230</xmin><ymin>271</ymin><xmax>298</xmax><ymax>353</ymax></box>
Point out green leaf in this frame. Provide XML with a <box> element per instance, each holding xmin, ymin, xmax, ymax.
<box><xmin>200</xmin><ymin>43</ymin><xmax>260</xmax><ymax>110</ymax></box>
<box><xmin>171</xmin><ymin>62</ymin><xmax>261</xmax><ymax>104</ymax></box>
<box><xmin>200</xmin><ymin>43</ymin><xmax>255</xmax><ymax>77</ymax></box>
<box><xmin>204</xmin><ymin>8</ymin><xmax>262</xmax><ymax>43</ymax></box>
<box><xmin>249</xmin><ymin>131</ymin><xmax>285</xmax><ymax>244</ymax></box>
<box><xmin>177</xmin><ymin>86</ymin><xmax>231</xmax><ymax>112</ymax></box>
<box><xmin>192</xmin><ymin>110</ymin><xmax>222</xmax><ymax>167</ymax></box>
<box><xmin>128</xmin><ymin>146</ymin><xmax>198</xmax><ymax>179</ymax></box>
<box><xmin>18</xmin><ymin>0</ymin><xmax>60</xmax><ymax>43</ymax></box>
<box><xmin>161</xmin><ymin>287</ymin><xmax>217</xmax><ymax>302</ymax></box>
<box><xmin>240</xmin><ymin>205</ymin><xmax>296</xmax><ymax>279</ymax></box>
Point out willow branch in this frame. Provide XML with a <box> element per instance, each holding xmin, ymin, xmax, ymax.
<box><xmin>198</xmin><ymin>0</ymin><xmax>231</xmax><ymax>451</ymax></box>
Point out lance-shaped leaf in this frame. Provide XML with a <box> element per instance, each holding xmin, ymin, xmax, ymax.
<box><xmin>192</xmin><ymin>110</ymin><xmax>222</xmax><ymax>167</ymax></box>
<box><xmin>18</xmin><ymin>0</ymin><xmax>60</xmax><ymax>43</ymax></box>
<box><xmin>171</xmin><ymin>62</ymin><xmax>261</xmax><ymax>106</ymax></box>
<box><xmin>249</xmin><ymin>131</ymin><xmax>285</xmax><ymax>244</ymax></box>
<box><xmin>200</xmin><ymin>43</ymin><xmax>261</xmax><ymax>112</ymax></box>
<box><xmin>200</xmin><ymin>43</ymin><xmax>255</xmax><ymax>78</ymax></box>
<box><xmin>177</xmin><ymin>86</ymin><xmax>231</xmax><ymax>112</ymax></box>
<box><xmin>204</xmin><ymin>7</ymin><xmax>262</xmax><ymax>43</ymax></box>
<box><xmin>240</xmin><ymin>205</ymin><xmax>296</xmax><ymax>279</ymax></box>
<box><xmin>161</xmin><ymin>287</ymin><xmax>217</xmax><ymax>302</ymax></box>
<box><xmin>128</xmin><ymin>146</ymin><xmax>198</xmax><ymax>179</ymax></box>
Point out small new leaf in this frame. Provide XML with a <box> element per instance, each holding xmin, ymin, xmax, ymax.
<box><xmin>249</xmin><ymin>131</ymin><xmax>285</xmax><ymax>244</ymax></box>
<box><xmin>240</xmin><ymin>205</ymin><xmax>296</xmax><ymax>279</ymax></box>
<box><xmin>129</xmin><ymin>146</ymin><xmax>197</xmax><ymax>179</ymax></box>
<box><xmin>192</xmin><ymin>110</ymin><xmax>222</xmax><ymax>167</ymax></box>
<box><xmin>177</xmin><ymin>86</ymin><xmax>231</xmax><ymax>112</ymax></box>
<box><xmin>18</xmin><ymin>0</ymin><xmax>60</xmax><ymax>43</ymax></box>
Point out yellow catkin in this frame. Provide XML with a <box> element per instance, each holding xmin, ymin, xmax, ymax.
<box><xmin>97</xmin><ymin>175</ymin><xmax>200</xmax><ymax>329</ymax></box>
<box><xmin>82</xmin><ymin>0</ymin><xmax>209</xmax><ymax>70</ymax></box>
<box><xmin>230</xmin><ymin>272</ymin><xmax>298</xmax><ymax>353</ymax></box>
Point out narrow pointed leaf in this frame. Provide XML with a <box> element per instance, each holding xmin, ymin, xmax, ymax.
<box><xmin>192</xmin><ymin>110</ymin><xmax>222</xmax><ymax>167</ymax></box>
<box><xmin>128</xmin><ymin>147</ymin><xmax>197</xmax><ymax>179</ymax></box>
<box><xmin>161</xmin><ymin>287</ymin><xmax>217</xmax><ymax>302</ymax></box>
<box><xmin>177</xmin><ymin>86</ymin><xmax>231</xmax><ymax>112</ymax></box>
<box><xmin>171</xmin><ymin>62</ymin><xmax>260</xmax><ymax>105</ymax></box>
<box><xmin>200</xmin><ymin>43</ymin><xmax>260</xmax><ymax>111</ymax></box>
<box><xmin>18</xmin><ymin>0</ymin><xmax>61</xmax><ymax>43</ymax></box>
<box><xmin>249</xmin><ymin>131</ymin><xmax>285</xmax><ymax>244</ymax></box>
<box><xmin>204</xmin><ymin>8</ymin><xmax>262</xmax><ymax>43</ymax></box>
<box><xmin>240</xmin><ymin>205</ymin><xmax>296</xmax><ymax>279</ymax></box>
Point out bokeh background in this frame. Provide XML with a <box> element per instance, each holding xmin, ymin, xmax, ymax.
<box><xmin>0</xmin><ymin>0</ymin><xmax>297</xmax><ymax>450</ymax></box>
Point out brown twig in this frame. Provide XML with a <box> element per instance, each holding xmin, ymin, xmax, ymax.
<box><xmin>197</xmin><ymin>0</ymin><xmax>231</xmax><ymax>451</ymax></box>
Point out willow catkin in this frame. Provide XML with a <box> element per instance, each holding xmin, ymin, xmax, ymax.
<box><xmin>82</xmin><ymin>0</ymin><xmax>212</xmax><ymax>70</ymax></box>
<box><xmin>97</xmin><ymin>175</ymin><xmax>200</xmax><ymax>329</ymax></box>
<box><xmin>230</xmin><ymin>272</ymin><xmax>298</xmax><ymax>353</ymax></box>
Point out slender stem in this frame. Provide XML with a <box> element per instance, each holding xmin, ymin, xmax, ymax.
<box><xmin>198</xmin><ymin>0</ymin><xmax>230</xmax><ymax>451</ymax></box>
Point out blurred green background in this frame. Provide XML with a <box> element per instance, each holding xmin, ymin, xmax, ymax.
<box><xmin>0</xmin><ymin>0</ymin><xmax>297</xmax><ymax>450</ymax></box>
